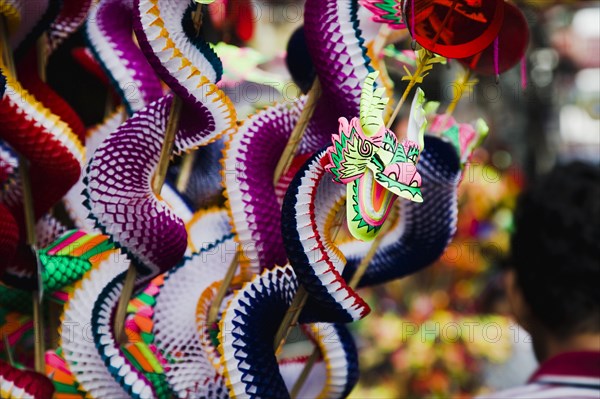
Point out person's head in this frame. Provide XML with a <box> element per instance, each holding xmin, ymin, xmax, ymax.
<box><xmin>506</xmin><ymin>162</ymin><xmax>600</xmax><ymax>361</ymax></box>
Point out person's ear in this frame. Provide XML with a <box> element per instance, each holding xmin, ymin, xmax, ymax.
<box><xmin>505</xmin><ymin>269</ymin><xmax>531</xmax><ymax>332</ymax></box>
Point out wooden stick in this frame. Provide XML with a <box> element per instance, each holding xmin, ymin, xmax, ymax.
<box><xmin>37</xmin><ymin>34</ymin><xmax>47</xmax><ymax>83</ymax></box>
<box><xmin>104</xmin><ymin>91</ymin><xmax>115</xmax><ymax>120</ymax></box>
<box><xmin>113</xmin><ymin>263</ymin><xmax>137</xmax><ymax>344</ymax></box>
<box><xmin>273</xmin><ymin>286</ymin><xmax>309</xmax><ymax>352</ymax></box>
<box><xmin>347</xmin><ymin>215</ymin><xmax>394</xmax><ymax>289</ymax></box>
<box><xmin>3</xmin><ymin>334</ymin><xmax>14</xmax><ymax>366</ymax></box>
<box><xmin>290</xmin><ymin>209</ymin><xmax>398</xmax><ymax>396</ymax></box>
<box><xmin>113</xmin><ymin>94</ymin><xmax>183</xmax><ymax>344</ymax></box>
<box><xmin>273</xmin><ymin>208</ymin><xmax>345</xmax><ymax>352</ymax></box>
<box><xmin>37</xmin><ymin>33</ymin><xmax>64</xmax><ymax>356</ymax></box>
<box><xmin>155</xmin><ymin>3</ymin><xmax>200</xmax><ymax>195</ymax></box>
<box><xmin>273</xmin><ymin>77</ymin><xmax>322</xmax><ymax>185</ymax></box>
<box><xmin>264</xmin><ymin>82</ymin><xmax>332</xmax><ymax>346</ymax></box>
<box><xmin>373</xmin><ymin>24</ymin><xmax>391</xmax><ymax>59</ymax></box>
<box><xmin>192</xmin><ymin>3</ymin><xmax>204</xmax><ymax>37</ymax></box>
<box><xmin>47</xmin><ymin>300</ymin><xmax>61</xmax><ymax>349</ymax></box>
<box><xmin>118</xmin><ymin>4</ymin><xmax>199</xmax><ymax>333</ymax></box>
<box><xmin>385</xmin><ymin>50</ymin><xmax>433</xmax><ymax>130</ymax></box>
<box><xmin>114</xmin><ymin>2</ymin><xmax>205</xmax><ymax>344</ymax></box>
<box><xmin>32</xmin><ymin>292</ymin><xmax>45</xmax><ymax>372</ymax></box>
<box><xmin>431</xmin><ymin>0</ymin><xmax>459</xmax><ymax>45</ymax></box>
<box><xmin>175</xmin><ymin>150</ymin><xmax>195</xmax><ymax>192</ymax></box>
<box><xmin>1</xmin><ymin>15</ymin><xmax>46</xmax><ymax>373</ymax></box>
<box><xmin>175</xmin><ymin>3</ymin><xmax>204</xmax><ymax>192</ymax></box>
<box><xmin>290</xmin><ymin>344</ymin><xmax>320</xmax><ymax>399</ymax></box>
<box><xmin>207</xmin><ymin>250</ymin><xmax>240</xmax><ymax>324</ymax></box>
<box><xmin>443</xmin><ymin>68</ymin><xmax>472</xmax><ymax>125</ymax></box>
<box><xmin>20</xmin><ymin>155</ymin><xmax>45</xmax><ymax>373</ymax></box>
<box><xmin>153</xmin><ymin>95</ymin><xmax>183</xmax><ymax>193</ymax></box>
<box><xmin>0</xmin><ymin>16</ymin><xmax>15</xmax><ymax>75</ymax></box>
<box><xmin>18</xmin><ymin>157</ymin><xmax>36</xmax><ymax>245</ymax></box>
<box><xmin>208</xmin><ymin>77</ymin><xmax>324</xmax><ymax>327</ymax></box>
<box><xmin>19</xmin><ymin>158</ymin><xmax>43</xmax><ymax>302</ymax></box>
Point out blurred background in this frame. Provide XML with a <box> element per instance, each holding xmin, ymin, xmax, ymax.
<box><xmin>3</xmin><ymin>0</ymin><xmax>599</xmax><ymax>397</ymax></box>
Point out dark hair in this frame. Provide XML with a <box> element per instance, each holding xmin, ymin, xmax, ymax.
<box><xmin>510</xmin><ymin>162</ymin><xmax>600</xmax><ymax>338</ymax></box>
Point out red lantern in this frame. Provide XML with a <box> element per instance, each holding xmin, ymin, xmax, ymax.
<box><xmin>459</xmin><ymin>1</ymin><xmax>529</xmax><ymax>75</ymax></box>
<box><xmin>404</xmin><ymin>0</ymin><xmax>505</xmax><ymax>59</ymax></box>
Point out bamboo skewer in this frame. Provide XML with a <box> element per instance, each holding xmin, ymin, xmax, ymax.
<box><xmin>3</xmin><ymin>335</ymin><xmax>14</xmax><ymax>366</ymax></box>
<box><xmin>153</xmin><ymin>96</ymin><xmax>183</xmax><ymax>193</ymax></box>
<box><xmin>114</xmin><ymin>94</ymin><xmax>183</xmax><ymax>345</ymax></box>
<box><xmin>47</xmin><ymin>300</ymin><xmax>61</xmax><ymax>349</ymax></box>
<box><xmin>38</xmin><ymin>30</ymin><xmax>64</xmax><ymax>355</ymax></box>
<box><xmin>32</xmin><ymin>291</ymin><xmax>45</xmax><ymax>373</ymax></box>
<box><xmin>104</xmin><ymin>91</ymin><xmax>115</xmax><ymax>119</ymax></box>
<box><xmin>19</xmin><ymin>157</ymin><xmax>43</xmax><ymax>328</ymax></box>
<box><xmin>386</xmin><ymin>50</ymin><xmax>433</xmax><ymax>130</ymax></box>
<box><xmin>19</xmin><ymin>110</ymin><xmax>46</xmax><ymax>373</ymax></box>
<box><xmin>290</xmin><ymin>210</ymin><xmax>397</xmax><ymax>398</ymax></box>
<box><xmin>114</xmin><ymin>4</ymin><xmax>203</xmax><ymax>345</ymax></box>
<box><xmin>207</xmin><ymin>77</ymin><xmax>324</xmax><ymax>328</ymax></box>
<box><xmin>175</xmin><ymin>4</ymin><xmax>204</xmax><ymax>191</ymax></box>
<box><xmin>273</xmin><ymin>208</ymin><xmax>345</xmax><ymax>352</ymax></box>
<box><xmin>1</xmin><ymin>15</ymin><xmax>46</xmax><ymax>373</ymax></box>
<box><xmin>18</xmin><ymin>158</ymin><xmax>36</xmax><ymax>248</ymax></box>
<box><xmin>273</xmin><ymin>286</ymin><xmax>309</xmax><ymax>352</ymax></box>
<box><xmin>36</xmin><ymin>34</ymin><xmax>47</xmax><ymax>83</ymax></box>
<box><xmin>207</xmin><ymin>250</ymin><xmax>241</xmax><ymax>324</ymax></box>
<box><xmin>347</xmin><ymin>216</ymin><xmax>393</xmax><ymax>289</ymax></box>
<box><xmin>175</xmin><ymin>150</ymin><xmax>195</xmax><ymax>192</ymax></box>
<box><xmin>273</xmin><ymin>77</ymin><xmax>322</xmax><ymax>185</ymax></box>
<box><xmin>113</xmin><ymin>261</ymin><xmax>138</xmax><ymax>344</ymax></box>
<box><xmin>445</xmin><ymin>69</ymin><xmax>472</xmax><ymax>118</ymax></box>
<box><xmin>289</xmin><ymin>345</ymin><xmax>319</xmax><ymax>398</ymax></box>
<box><xmin>0</xmin><ymin>16</ymin><xmax>15</xmax><ymax>74</ymax></box>
<box><xmin>192</xmin><ymin>4</ymin><xmax>204</xmax><ymax>37</ymax></box>
<box><xmin>441</xmin><ymin>68</ymin><xmax>476</xmax><ymax>132</ymax></box>
<box><xmin>208</xmin><ymin>250</ymin><xmax>241</xmax><ymax>327</ymax></box>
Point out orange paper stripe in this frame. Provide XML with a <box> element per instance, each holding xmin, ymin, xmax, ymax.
<box><xmin>69</xmin><ymin>235</ymin><xmax>107</xmax><ymax>258</ymax></box>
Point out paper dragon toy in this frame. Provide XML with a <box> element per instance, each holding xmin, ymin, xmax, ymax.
<box><xmin>326</xmin><ymin>71</ymin><xmax>426</xmax><ymax>241</ymax></box>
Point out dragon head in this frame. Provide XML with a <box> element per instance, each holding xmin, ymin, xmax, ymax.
<box><xmin>368</xmin><ymin>128</ymin><xmax>423</xmax><ymax>203</ymax></box>
<box><xmin>325</xmin><ymin>71</ymin><xmax>427</xmax><ymax>241</ymax></box>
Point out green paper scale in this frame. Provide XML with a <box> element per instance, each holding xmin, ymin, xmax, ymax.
<box><xmin>39</xmin><ymin>229</ymin><xmax>114</xmax><ymax>292</ymax></box>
